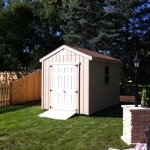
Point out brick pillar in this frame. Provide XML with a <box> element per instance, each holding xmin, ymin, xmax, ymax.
<box><xmin>121</xmin><ymin>105</ymin><xmax>150</xmax><ymax>145</ymax></box>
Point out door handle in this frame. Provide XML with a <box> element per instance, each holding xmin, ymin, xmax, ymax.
<box><xmin>63</xmin><ymin>91</ymin><xmax>66</xmax><ymax>93</ymax></box>
<box><xmin>75</xmin><ymin>91</ymin><xmax>78</xmax><ymax>93</ymax></box>
<box><xmin>50</xmin><ymin>89</ymin><xmax>53</xmax><ymax>92</ymax></box>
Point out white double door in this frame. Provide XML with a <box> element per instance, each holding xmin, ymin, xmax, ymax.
<box><xmin>50</xmin><ymin>64</ymin><xmax>79</xmax><ymax>111</ymax></box>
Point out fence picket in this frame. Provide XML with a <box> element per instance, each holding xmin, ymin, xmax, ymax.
<box><xmin>0</xmin><ymin>83</ymin><xmax>9</xmax><ymax>106</ymax></box>
<box><xmin>0</xmin><ymin>70</ymin><xmax>41</xmax><ymax>107</ymax></box>
<box><xmin>0</xmin><ymin>71</ymin><xmax>31</xmax><ymax>83</ymax></box>
<box><xmin>10</xmin><ymin>70</ymin><xmax>41</xmax><ymax>105</ymax></box>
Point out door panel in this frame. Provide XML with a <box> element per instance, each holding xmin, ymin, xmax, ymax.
<box><xmin>50</xmin><ymin>64</ymin><xmax>79</xmax><ymax>111</ymax></box>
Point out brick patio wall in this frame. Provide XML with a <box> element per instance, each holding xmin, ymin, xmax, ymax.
<box><xmin>121</xmin><ymin>105</ymin><xmax>150</xmax><ymax>145</ymax></box>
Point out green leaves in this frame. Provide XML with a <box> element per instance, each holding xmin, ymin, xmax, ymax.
<box><xmin>0</xmin><ymin>0</ymin><xmax>65</xmax><ymax>70</ymax></box>
<box><xmin>0</xmin><ymin>2</ymin><xmax>35</xmax><ymax>70</ymax></box>
<box><xmin>0</xmin><ymin>0</ymin><xmax>150</xmax><ymax>84</ymax></box>
<box><xmin>61</xmin><ymin>0</ymin><xmax>106</xmax><ymax>51</ymax></box>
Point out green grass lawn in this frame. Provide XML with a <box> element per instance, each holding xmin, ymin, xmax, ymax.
<box><xmin>0</xmin><ymin>104</ymin><xmax>134</xmax><ymax>150</ymax></box>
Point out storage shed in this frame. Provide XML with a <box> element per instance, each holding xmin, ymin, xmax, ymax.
<box><xmin>39</xmin><ymin>45</ymin><xmax>121</xmax><ymax>118</ymax></box>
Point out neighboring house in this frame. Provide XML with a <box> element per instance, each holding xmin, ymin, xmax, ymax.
<box><xmin>39</xmin><ymin>45</ymin><xmax>121</xmax><ymax>119</ymax></box>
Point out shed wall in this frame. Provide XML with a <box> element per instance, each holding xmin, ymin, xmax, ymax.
<box><xmin>89</xmin><ymin>61</ymin><xmax>120</xmax><ymax>115</ymax></box>
<box><xmin>41</xmin><ymin>49</ymin><xmax>89</xmax><ymax>115</ymax></box>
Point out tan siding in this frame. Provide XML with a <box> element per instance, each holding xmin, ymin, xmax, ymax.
<box><xmin>43</xmin><ymin>60</ymin><xmax>47</xmax><ymax>109</ymax></box>
<box><xmin>43</xmin><ymin>61</ymin><xmax>46</xmax><ymax>109</ymax></box>
<box><xmin>79</xmin><ymin>56</ymin><xmax>84</xmax><ymax>114</ymax></box>
<box><xmin>56</xmin><ymin>52</ymin><xmax>60</xmax><ymax>62</ymax></box>
<box><xmin>42</xmin><ymin>58</ymin><xmax>51</xmax><ymax>110</ymax></box>
<box><xmin>72</xmin><ymin>54</ymin><xmax>76</xmax><ymax>62</ymax></box>
<box><xmin>76</xmin><ymin>54</ymin><xmax>80</xmax><ymax>62</ymax></box>
<box><xmin>110</xmin><ymin>64</ymin><xmax>120</xmax><ymax>103</ymax></box>
<box><xmin>60</xmin><ymin>56</ymin><xmax>64</xmax><ymax>62</ymax></box>
<box><xmin>63</xmin><ymin>55</ymin><xmax>68</xmax><ymax>62</ymax></box>
<box><xmin>89</xmin><ymin>61</ymin><xmax>120</xmax><ymax>114</ymax></box>
<box><xmin>44</xmin><ymin>60</ymin><xmax>49</xmax><ymax>109</ymax></box>
<box><xmin>75</xmin><ymin>54</ymin><xmax>80</xmax><ymax>113</ymax></box>
<box><xmin>71</xmin><ymin>51</ymin><xmax>76</xmax><ymax>56</ymax></box>
<box><xmin>103</xmin><ymin>63</ymin><xmax>120</xmax><ymax>107</ymax></box>
<box><xmin>68</xmin><ymin>57</ymin><xmax>72</xmax><ymax>62</ymax></box>
<box><xmin>48</xmin><ymin>57</ymin><xmax>53</xmax><ymax>109</ymax></box>
<box><xmin>67</xmin><ymin>50</ymin><xmax>71</xmax><ymax>55</ymax></box>
<box><xmin>83</xmin><ymin>58</ymin><xmax>89</xmax><ymax>115</ymax></box>
<box><xmin>41</xmin><ymin>62</ymin><xmax>44</xmax><ymax>108</ymax></box>
<box><xmin>67</xmin><ymin>50</ymin><xmax>72</xmax><ymax>62</ymax></box>
<box><xmin>89</xmin><ymin>61</ymin><xmax>104</xmax><ymax>114</ymax></box>
<box><xmin>103</xmin><ymin>63</ymin><xmax>110</xmax><ymax>108</ymax></box>
<box><xmin>53</xmin><ymin>53</ymin><xmax>57</xmax><ymax>62</ymax></box>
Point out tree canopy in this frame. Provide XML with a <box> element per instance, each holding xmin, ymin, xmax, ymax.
<box><xmin>0</xmin><ymin>0</ymin><xmax>150</xmax><ymax>84</ymax></box>
<box><xmin>0</xmin><ymin>0</ymin><xmax>64</xmax><ymax>71</ymax></box>
<box><xmin>61</xmin><ymin>0</ymin><xmax>150</xmax><ymax>84</ymax></box>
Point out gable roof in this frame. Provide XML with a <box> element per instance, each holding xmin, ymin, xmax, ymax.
<box><xmin>70</xmin><ymin>46</ymin><xmax>120</xmax><ymax>62</ymax></box>
<box><xmin>40</xmin><ymin>45</ymin><xmax>121</xmax><ymax>64</ymax></box>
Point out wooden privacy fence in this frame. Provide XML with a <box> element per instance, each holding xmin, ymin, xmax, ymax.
<box><xmin>0</xmin><ymin>71</ymin><xmax>31</xmax><ymax>83</ymax></box>
<box><xmin>0</xmin><ymin>70</ymin><xmax>41</xmax><ymax>106</ymax></box>
<box><xmin>10</xmin><ymin>70</ymin><xmax>41</xmax><ymax>105</ymax></box>
<box><xmin>0</xmin><ymin>83</ymin><xmax>10</xmax><ymax>106</ymax></box>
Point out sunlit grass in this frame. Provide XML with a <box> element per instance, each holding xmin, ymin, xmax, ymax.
<box><xmin>0</xmin><ymin>104</ymin><xmax>134</xmax><ymax>150</ymax></box>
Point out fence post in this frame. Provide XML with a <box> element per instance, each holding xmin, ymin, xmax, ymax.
<box><xmin>9</xmin><ymin>82</ymin><xmax>12</xmax><ymax>105</ymax></box>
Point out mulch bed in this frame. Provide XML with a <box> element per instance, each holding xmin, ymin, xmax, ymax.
<box><xmin>16</xmin><ymin>95</ymin><xmax>135</xmax><ymax>107</ymax></box>
<box><xmin>120</xmin><ymin>95</ymin><xmax>135</xmax><ymax>102</ymax></box>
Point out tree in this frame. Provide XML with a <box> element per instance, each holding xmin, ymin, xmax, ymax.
<box><xmin>61</xmin><ymin>0</ymin><xmax>109</xmax><ymax>51</ymax></box>
<box><xmin>36</xmin><ymin>0</ymin><xmax>65</xmax><ymax>43</ymax></box>
<box><xmin>0</xmin><ymin>2</ymin><xmax>36</xmax><ymax>70</ymax></box>
<box><xmin>28</xmin><ymin>0</ymin><xmax>65</xmax><ymax>69</ymax></box>
<box><xmin>0</xmin><ymin>0</ymin><xmax>65</xmax><ymax>70</ymax></box>
<box><xmin>0</xmin><ymin>0</ymin><xmax>5</xmax><ymax>9</ymax></box>
<box><xmin>104</xmin><ymin>0</ymin><xmax>150</xmax><ymax>84</ymax></box>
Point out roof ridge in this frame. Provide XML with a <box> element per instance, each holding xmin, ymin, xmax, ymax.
<box><xmin>68</xmin><ymin>45</ymin><xmax>121</xmax><ymax>62</ymax></box>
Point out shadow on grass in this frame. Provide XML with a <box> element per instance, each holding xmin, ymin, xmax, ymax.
<box><xmin>0</xmin><ymin>100</ymin><xmax>41</xmax><ymax>114</ymax></box>
<box><xmin>90</xmin><ymin>102</ymin><xmax>135</xmax><ymax>118</ymax></box>
<box><xmin>0</xmin><ymin>105</ymin><xmax>28</xmax><ymax>114</ymax></box>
